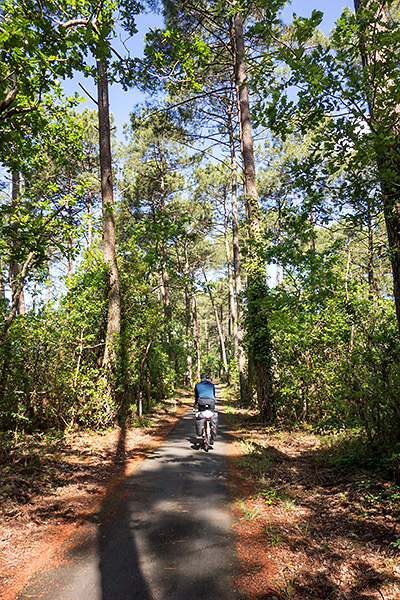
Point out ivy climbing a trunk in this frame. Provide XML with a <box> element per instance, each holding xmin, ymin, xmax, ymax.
<box><xmin>97</xmin><ymin>59</ymin><xmax>121</xmax><ymax>380</ymax></box>
<box><xmin>233</xmin><ymin>6</ymin><xmax>275</xmax><ymax>422</ymax></box>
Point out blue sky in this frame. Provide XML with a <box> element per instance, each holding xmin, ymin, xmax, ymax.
<box><xmin>63</xmin><ymin>2</ymin><xmax>353</xmax><ymax>140</ymax></box>
<box><xmin>62</xmin><ymin>10</ymin><xmax>164</xmax><ymax>137</ymax></box>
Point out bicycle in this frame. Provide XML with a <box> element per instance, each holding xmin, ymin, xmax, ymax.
<box><xmin>193</xmin><ymin>401</ymin><xmax>217</xmax><ymax>451</ymax></box>
<box><xmin>199</xmin><ymin>404</ymin><xmax>214</xmax><ymax>452</ymax></box>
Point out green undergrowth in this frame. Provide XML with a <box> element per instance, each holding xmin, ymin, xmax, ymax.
<box><xmin>319</xmin><ymin>432</ymin><xmax>400</xmax><ymax>481</ymax></box>
<box><xmin>222</xmin><ymin>384</ymin><xmax>400</xmax><ymax>479</ymax></box>
<box><xmin>221</xmin><ymin>385</ymin><xmax>400</xmax><ymax>524</ymax></box>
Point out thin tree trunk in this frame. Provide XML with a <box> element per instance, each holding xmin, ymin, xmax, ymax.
<box><xmin>1</xmin><ymin>251</ymin><xmax>35</xmax><ymax>343</ymax></box>
<box><xmin>46</xmin><ymin>265</ymin><xmax>51</xmax><ymax>305</ymax></box>
<box><xmin>97</xmin><ymin>59</ymin><xmax>121</xmax><ymax>374</ymax></box>
<box><xmin>67</xmin><ymin>199</ymin><xmax>73</xmax><ymax>278</ymax></box>
<box><xmin>87</xmin><ymin>190</ymin><xmax>93</xmax><ymax>250</ymax></box>
<box><xmin>227</xmin><ymin>92</ymin><xmax>247</xmax><ymax>399</ymax></box>
<box><xmin>308</xmin><ymin>204</ymin><xmax>316</xmax><ymax>289</ymax></box>
<box><xmin>0</xmin><ymin>202</ymin><xmax>64</xmax><ymax>343</ymax></box>
<box><xmin>138</xmin><ymin>338</ymin><xmax>153</xmax><ymax>420</ymax></box>
<box><xmin>158</xmin><ymin>142</ymin><xmax>174</xmax><ymax>366</ymax></box>
<box><xmin>9</xmin><ymin>261</ymin><xmax>26</xmax><ymax>314</ymax></box>
<box><xmin>205</xmin><ymin>319</ymin><xmax>209</xmax><ymax>369</ymax></box>
<box><xmin>202</xmin><ymin>268</ymin><xmax>230</xmax><ymax>384</ymax></box>
<box><xmin>276</xmin><ymin>197</ymin><xmax>282</xmax><ymax>286</ymax></box>
<box><xmin>146</xmin><ymin>359</ymin><xmax>151</xmax><ymax>413</ymax></box>
<box><xmin>346</xmin><ymin>244</ymin><xmax>355</xmax><ymax>353</ymax></box>
<box><xmin>73</xmin><ymin>328</ymin><xmax>85</xmax><ymax>389</ymax></box>
<box><xmin>233</xmin><ymin>9</ymin><xmax>274</xmax><ymax>422</ymax></box>
<box><xmin>184</xmin><ymin>240</ymin><xmax>192</xmax><ymax>387</ymax></box>
<box><xmin>87</xmin><ymin>154</ymin><xmax>94</xmax><ymax>251</ymax></box>
<box><xmin>301</xmin><ymin>378</ymin><xmax>308</xmax><ymax>421</ymax></box>
<box><xmin>10</xmin><ymin>170</ymin><xmax>26</xmax><ymax>315</ymax></box>
<box><xmin>192</xmin><ymin>289</ymin><xmax>201</xmax><ymax>380</ymax></box>
<box><xmin>309</xmin><ymin>207</ymin><xmax>316</xmax><ymax>252</ymax></box>
<box><xmin>0</xmin><ymin>261</ymin><xmax>5</xmax><ymax>299</ymax></box>
<box><xmin>223</xmin><ymin>187</ymin><xmax>237</xmax><ymax>359</ymax></box>
<box><xmin>367</xmin><ymin>204</ymin><xmax>376</xmax><ymax>298</ymax></box>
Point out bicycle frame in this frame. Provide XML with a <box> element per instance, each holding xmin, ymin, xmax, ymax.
<box><xmin>201</xmin><ymin>407</ymin><xmax>213</xmax><ymax>452</ymax></box>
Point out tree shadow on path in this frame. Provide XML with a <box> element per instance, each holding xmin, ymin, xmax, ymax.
<box><xmin>17</xmin><ymin>408</ymin><xmax>237</xmax><ymax>600</ymax></box>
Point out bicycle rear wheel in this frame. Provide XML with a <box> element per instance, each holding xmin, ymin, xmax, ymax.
<box><xmin>203</xmin><ymin>421</ymin><xmax>211</xmax><ymax>452</ymax></box>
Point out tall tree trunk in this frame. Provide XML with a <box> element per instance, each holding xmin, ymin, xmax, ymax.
<box><xmin>233</xmin><ymin>9</ymin><xmax>274</xmax><ymax>421</ymax></box>
<box><xmin>158</xmin><ymin>142</ymin><xmax>175</xmax><ymax>366</ymax></box>
<box><xmin>276</xmin><ymin>197</ymin><xmax>282</xmax><ymax>286</ymax></box>
<box><xmin>354</xmin><ymin>0</ymin><xmax>400</xmax><ymax>331</ymax></box>
<box><xmin>205</xmin><ymin>318</ymin><xmax>210</xmax><ymax>369</ymax></box>
<box><xmin>98</xmin><ymin>59</ymin><xmax>121</xmax><ymax>375</ymax></box>
<box><xmin>227</xmin><ymin>91</ymin><xmax>247</xmax><ymax>400</ymax></box>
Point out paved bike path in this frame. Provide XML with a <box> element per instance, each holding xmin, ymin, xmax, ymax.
<box><xmin>17</xmin><ymin>405</ymin><xmax>239</xmax><ymax>600</ymax></box>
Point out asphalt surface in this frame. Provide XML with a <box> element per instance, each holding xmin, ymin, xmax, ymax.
<box><xmin>17</xmin><ymin>404</ymin><xmax>239</xmax><ymax>600</ymax></box>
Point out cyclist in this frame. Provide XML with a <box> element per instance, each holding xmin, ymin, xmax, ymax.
<box><xmin>193</xmin><ymin>373</ymin><xmax>218</xmax><ymax>443</ymax></box>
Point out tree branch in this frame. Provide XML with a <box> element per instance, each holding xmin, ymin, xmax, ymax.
<box><xmin>0</xmin><ymin>204</ymin><xmax>66</xmax><ymax>344</ymax></box>
<box><xmin>0</xmin><ymin>85</ymin><xmax>18</xmax><ymax>115</ymax></box>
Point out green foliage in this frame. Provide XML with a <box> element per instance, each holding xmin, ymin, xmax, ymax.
<box><xmin>0</xmin><ymin>254</ymin><xmax>111</xmax><ymax>431</ymax></box>
<box><xmin>320</xmin><ymin>430</ymin><xmax>400</xmax><ymax>482</ymax></box>
<box><xmin>244</xmin><ymin>278</ymin><xmax>272</xmax><ymax>367</ymax></box>
<box><xmin>269</xmin><ymin>264</ymin><xmax>400</xmax><ymax>446</ymax></box>
<box><xmin>3</xmin><ymin>0</ymin><xmax>400</xmax><ymax>461</ymax></box>
<box><xmin>142</xmin><ymin>27</ymin><xmax>210</xmax><ymax>92</ymax></box>
<box><xmin>255</xmin><ymin>122</ymin><xmax>399</xmax><ymax>445</ymax></box>
<box><xmin>255</xmin><ymin>0</ymin><xmax>400</xmax><ymax>196</ymax></box>
<box><xmin>0</xmin><ymin>0</ymin><xmax>122</xmax><ymax>157</ymax></box>
<box><xmin>264</xmin><ymin>516</ymin><xmax>285</xmax><ymax>546</ymax></box>
<box><xmin>236</xmin><ymin>498</ymin><xmax>260</xmax><ymax>521</ymax></box>
<box><xmin>0</xmin><ymin>99</ymin><xmax>97</xmax><ymax>323</ymax></box>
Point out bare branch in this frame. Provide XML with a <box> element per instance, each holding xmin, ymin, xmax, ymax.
<box><xmin>60</xmin><ymin>17</ymin><xmax>91</xmax><ymax>29</ymax></box>
<box><xmin>79</xmin><ymin>82</ymin><xmax>98</xmax><ymax>106</ymax></box>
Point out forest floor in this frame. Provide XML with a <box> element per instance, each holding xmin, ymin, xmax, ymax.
<box><xmin>222</xmin><ymin>387</ymin><xmax>400</xmax><ymax>600</ymax></box>
<box><xmin>1</xmin><ymin>388</ymin><xmax>400</xmax><ymax>600</ymax></box>
<box><xmin>0</xmin><ymin>391</ymin><xmax>193</xmax><ymax>600</ymax></box>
